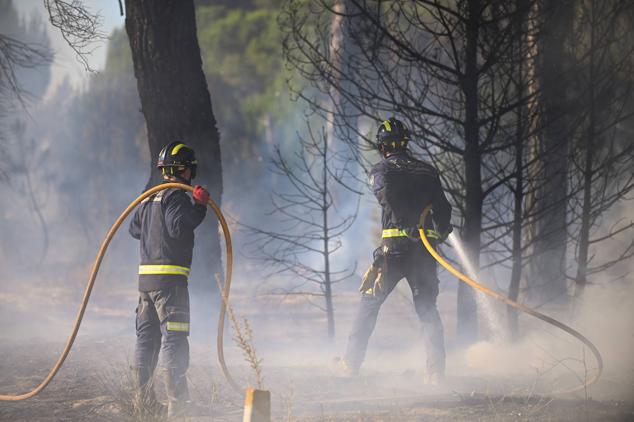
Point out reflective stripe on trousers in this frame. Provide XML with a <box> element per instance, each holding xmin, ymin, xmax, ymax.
<box><xmin>166</xmin><ymin>321</ymin><xmax>190</xmax><ymax>332</ymax></box>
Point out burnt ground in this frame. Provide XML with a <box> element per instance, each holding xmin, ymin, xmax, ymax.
<box><xmin>0</xmin><ymin>338</ymin><xmax>633</xmax><ymax>422</ymax></box>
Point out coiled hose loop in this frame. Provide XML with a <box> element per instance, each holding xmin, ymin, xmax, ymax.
<box><xmin>0</xmin><ymin>182</ymin><xmax>241</xmax><ymax>401</ymax></box>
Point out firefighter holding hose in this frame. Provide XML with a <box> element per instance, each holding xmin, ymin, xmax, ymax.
<box><xmin>129</xmin><ymin>142</ymin><xmax>210</xmax><ymax>417</ymax></box>
<box><xmin>339</xmin><ymin>118</ymin><xmax>453</xmax><ymax>385</ymax></box>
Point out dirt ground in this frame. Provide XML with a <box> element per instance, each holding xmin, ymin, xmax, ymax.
<box><xmin>1</xmin><ymin>338</ymin><xmax>633</xmax><ymax>422</ymax></box>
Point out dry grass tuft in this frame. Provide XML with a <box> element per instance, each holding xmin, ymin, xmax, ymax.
<box><xmin>96</xmin><ymin>364</ymin><xmax>167</xmax><ymax>422</ymax></box>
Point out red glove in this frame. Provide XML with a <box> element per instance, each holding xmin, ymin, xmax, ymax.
<box><xmin>193</xmin><ymin>185</ymin><xmax>210</xmax><ymax>205</ymax></box>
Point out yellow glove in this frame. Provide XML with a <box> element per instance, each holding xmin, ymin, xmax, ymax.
<box><xmin>359</xmin><ymin>264</ymin><xmax>383</xmax><ymax>296</ymax></box>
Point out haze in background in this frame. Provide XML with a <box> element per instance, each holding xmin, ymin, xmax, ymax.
<box><xmin>0</xmin><ymin>0</ymin><xmax>632</xmax><ymax>406</ymax></box>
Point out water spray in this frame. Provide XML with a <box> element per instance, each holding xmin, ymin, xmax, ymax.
<box><xmin>0</xmin><ymin>183</ymin><xmax>242</xmax><ymax>401</ymax></box>
<box><xmin>419</xmin><ymin>205</ymin><xmax>603</xmax><ymax>394</ymax></box>
<box><xmin>449</xmin><ymin>234</ymin><xmax>507</xmax><ymax>343</ymax></box>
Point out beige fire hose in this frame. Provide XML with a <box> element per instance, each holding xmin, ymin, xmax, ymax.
<box><xmin>419</xmin><ymin>205</ymin><xmax>603</xmax><ymax>394</ymax></box>
<box><xmin>0</xmin><ymin>182</ymin><xmax>241</xmax><ymax>401</ymax></box>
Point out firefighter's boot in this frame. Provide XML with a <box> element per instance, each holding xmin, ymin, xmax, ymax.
<box><xmin>426</xmin><ymin>371</ymin><xmax>445</xmax><ymax>386</ymax></box>
<box><xmin>165</xmin><ymin>368</ymin><xmax>210</xmax><ymax>418</ymax></box>
<box><xmin>332</xmin><ymin>357</ymin><xmax>359</xmax><ymax>378</ymax></box>
<box><xmin>167</xmin><ymin>399</ymin><xmax>210</xmax><ymax>418</ymax></box>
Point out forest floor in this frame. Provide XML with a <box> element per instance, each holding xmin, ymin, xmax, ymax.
<box><xmin>1</xmin><ymin>337</ymin><xmax>633</xmax><ymax>422</ymax></box>
<box><xmin>1</xmin><ymin>278</ymin><xmax>633</xmax><ymax>421</ymax></box>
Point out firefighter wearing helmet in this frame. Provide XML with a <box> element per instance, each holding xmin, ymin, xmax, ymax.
<box><xmin>339</xmin><ymin>117</ymin><xmax>453</xmax><ymax>384</ymax></box>
<box><xmin>129</xmin><ymin>142</ymin><xmax>210</xmax><ymax>417</ymax></box>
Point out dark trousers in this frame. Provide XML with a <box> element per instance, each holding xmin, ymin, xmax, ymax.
<box><xmin>135</xmin><ymin>285</ymin><xmax>190</xmax><ymax>403</ymax></box>
<box><xmin>344</xmin><ymin>244</ymin><xmax>446</xmax><ymax>375</ymax></box>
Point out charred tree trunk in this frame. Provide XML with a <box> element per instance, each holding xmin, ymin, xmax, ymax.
<box><xmin>457</xmin><ymin>0</ymin><xmax>481</xmax><ymax>344</ymax></box>
<box><xmin>508</xmin><ymin>0</ymin><xmax>531</xmax><ymax>341</ymax></box>
<box><xmin>528</xmin><ymin>0</ymin><xmax>573</xmax><ymax>305</ymax></box>
<box><xmin>330</xmin><ymin>0</ymin><xmax>360</xmax><ymax>158</ymax></box>
<box><xmin>508</xmin><ymin>101</ymin><xmax>525</xmax><ymax>339</ymax></box>
<box><xmin>125</xmin><ymin>0</ymin><xmax>223</xmax><ymax>298</ymax></box>
<box><xmin>574</xmin><ymin>0</ymin><xmax>597</xmax><ymax>297</ymax></box>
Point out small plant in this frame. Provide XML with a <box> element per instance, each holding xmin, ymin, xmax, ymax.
<box><xmin>229</xmin><ymin>309</ymin><xmax>264</xmax><ymax>389</ymax></box>
<box><xmin>281</xmin><ymin>384</ymin><xmax>296</xmax><ymax>422</ymax></box>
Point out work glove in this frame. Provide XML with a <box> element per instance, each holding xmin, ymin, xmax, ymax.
<box><xmin>192</xmin><ymin>185</ymin><xmax>210</xmax><ymax>205</ymax></box>
<box><xmin>359</xmin><ymin>264</ymin><xmax>383</xmax><ymax>296</ymax></box>
<box><xmin>359</xmin><ymin>247</ymin><xmax>386</xmax><ymax>296</ymax></box>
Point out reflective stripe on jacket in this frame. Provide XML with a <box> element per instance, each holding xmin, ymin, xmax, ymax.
<box><xmin>138</xmin><ymin>264</ymin><xmax>191</xmax><ymax>277</ymax></box>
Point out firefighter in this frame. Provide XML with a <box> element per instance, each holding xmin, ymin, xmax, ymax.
<box><xmin>129</xmin><ymin>142</ymin><xmax>210</xmax><ymax>417</ymax></box>
<box><xmin>340</xmin><ymin>118</ymin><xmax>453</xmax><ymax>384</ymax></box>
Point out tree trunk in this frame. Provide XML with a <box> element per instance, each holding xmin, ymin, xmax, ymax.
<box><xmin>322</xmin><ymin>132</ymin><xmax>335</xmax><ymax>340</ymax></box>
<box><xmin>330</xmin><ymin>0</ymin><xmax>360</xmax><ymax>158</ymax></box>
<box><xmin>574</xmin><ymin>0</ymin><xmax>597</xmax><ymax>297</ymax></box>
<box><xmin>508</xmin><ymin>98</ymin><xmax>524</xmax><ymax>340</ymax></box>
<box><xmin>508</xmin><ymin>0</ymin><xmax>531</xmax><ymax>341</ymax></box>
<box><xmin>523</xmin><ymin>0</ymin><xmax>540</xmax><ymax>265</ymax></box>
<box><xmin>527</xmin><ymin>0</ymin><xmax>573</xmax><ymax>306</ymax></box>
<box><xmin>125</xmin><ymin>0</ymin><xmax>223</xmax><ymax>299</ymax></box>
<box><xmin>457</xmin><ymin>0</ymin><xmax>481</xmax><ymax>345</ymax></box>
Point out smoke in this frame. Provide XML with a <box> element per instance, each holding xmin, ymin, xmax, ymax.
<box><xmin>446</xmin><ymin>280</ymin><xmax>634</xmax><ymax>400</ymax></box>
<box><xmin>210</xmin><ymin>203</ymin><xmax>634</xmax><ymax>402</ymax></box>
<box><xmin>1</xmin><ymin>6</ymin><xmax>632</xmax><ymax>418</ymax></box>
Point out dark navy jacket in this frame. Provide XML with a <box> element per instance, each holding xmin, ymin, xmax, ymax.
<box><xmin>129</xmin><ymin>185</ymin><xmax>206</xmax><ymax>292</ymax></box>
<box><xmin>370</xmin><ymin>151</ymin><xmax>452</xmax><ymax>253</ymax></box>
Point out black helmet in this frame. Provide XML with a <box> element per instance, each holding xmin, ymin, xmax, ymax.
<box><xmin>376</xmin><ymin>117</ymin><xmax>410</xmax><ymax>150</ymax></box>
<box><xmin>157</xmin><ymin>142</ymin><xmax>198</xmax><ymax>179</ymax></box>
